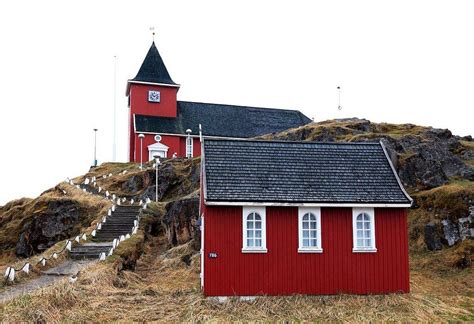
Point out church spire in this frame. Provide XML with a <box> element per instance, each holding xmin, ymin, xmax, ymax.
<box><xmin>131</xmin><ymin>41</ymin><xmax>177</xmax><ymax>86</ymax></box>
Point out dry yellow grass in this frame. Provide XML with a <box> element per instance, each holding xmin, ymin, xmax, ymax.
<box><xmin>1</xmin><ymin>238</ymin><xmax>472</xmax><ymax>322</ymax></box>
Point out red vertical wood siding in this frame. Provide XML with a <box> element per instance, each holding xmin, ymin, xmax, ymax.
<box><xmin>129</xmin><ymin>83</ymin><xmax>178</xmax><ymax>118</ymax></box>
<box><xmin>131</xmin><ymin>133</ymin><xmax>202</xmax><ymax>162</ymax></box>
<box><xmin>203</xmin><ymin>206</ymin><xmax>409</xmax><ymax>296</ymax></box>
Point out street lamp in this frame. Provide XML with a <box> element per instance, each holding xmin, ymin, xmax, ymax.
<box><xmin>154</xmin><ymin>154</ymin><xmax>160</xmax><ymax>202</ymax></box>
<box><xmin>93</xmin><ymin>128</ymin><xmax>98</xmax><ymax>167</ymax></box>
<box><xmin>138</xmin><ymin>134</ymin><xmax>145</xmax><ymax>169</ymax></box>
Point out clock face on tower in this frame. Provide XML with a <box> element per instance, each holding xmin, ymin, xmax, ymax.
<box><xmin>148</xmin><ymin>90</ymin><xmax>161</xmax><ymax>103</ymax></box>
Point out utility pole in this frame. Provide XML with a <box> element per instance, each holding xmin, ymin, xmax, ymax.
<box><xmin>113</xmin><ymin>55</ymin><xmax>117</xmax><ymax>161</ymax></box>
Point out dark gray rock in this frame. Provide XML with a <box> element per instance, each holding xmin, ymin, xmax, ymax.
<box><xmin>162</xmin><ymin>196</ymin><xmax>200</xmax><ymax>248</ymax></box>
<box><xmin>441</xmin><ymin>219</ymin><xmax>461</xmax><ymax>247</ymax></box>
<box><xmin>424</xmin><ymin>223</ymin><xmax>443</xmax><ymax>251</ymax></box>
<box><xmin>122</xmin><ymin>175</ymin><xmax>144</xmax><ymax>193</ymax></box>
<box><xmin>15</xmin><ymin>200</ymin><xmax>82</xmax><ymax>257</ymax></box>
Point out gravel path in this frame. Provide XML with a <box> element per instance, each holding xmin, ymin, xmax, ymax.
<box><xmin>0</xmin><ymin>260</ymin><xmax>94</xmax><ymax>304</ymax></box>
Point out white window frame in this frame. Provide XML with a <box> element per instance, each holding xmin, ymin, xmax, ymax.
<box><xmin>352</xmin><ymin>207</ymin><xmax>377</xmax><ymax>253</ymax></box>
<box><xmin>242</xmin><ymin>206</ymin><xmax>267</xmax><ymax>253</ymax></box>
<box><xmin>298</xmin><ymin>207</ymin><xmax>323</xmax><ymax>253</ymax></box>
<box><xmin>186</xmin><ymin>135</ymin><xmax>193</xmax><ymax>158</ymax></box>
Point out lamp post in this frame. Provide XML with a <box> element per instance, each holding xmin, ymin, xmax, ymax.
<box><xmin>154</xmin><ymin>154</ymin><xmax>160</xmax><ymax>202</ymax></box>
<box><xmin>138</xmin><ymin>134</ymin><xmax>145</xmax><ymax>169</ymax></box>
<box><xmin>93</xmin><ymin>128</ymin><xmax>98</xmax><ymax>167</ymax></box>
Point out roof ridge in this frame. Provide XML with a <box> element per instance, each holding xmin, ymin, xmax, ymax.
<box><xmin>205</xmin><ymin>138</ymin><xmax>381</xmax><ymax>146</ymax></box>
<box><xmin>178</xmin><ymin>100</ymin><xmax>301</xmax><ymax>113</ymax></box>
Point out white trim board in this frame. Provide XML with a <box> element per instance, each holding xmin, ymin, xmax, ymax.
<box><xmin>205</xmin><ymin>201</ymin><xmax>412</xmax><ymax>208</ymax></box>
<box><xmin>379</xmin><ymin>141</ymin><xmax>413</xmax><ymax>205</ymax></box>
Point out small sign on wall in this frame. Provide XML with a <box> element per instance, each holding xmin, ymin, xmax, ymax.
<box><xmin>209</xmin><ymin>252</ymin><xmax>218</xmax><ymax>258</ymax></box>
<box><xmin>148</xmin><ymin>90</ymin><xmax>160</xmax><ymax>103</ymax></box>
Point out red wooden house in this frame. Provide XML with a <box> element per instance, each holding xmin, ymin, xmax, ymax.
<box><xmin>200</xmin><ymin>139</ymin><xmax>413</xmax><ymax>296</ymax></box>
<box><xmin>126</xmin><ymin>42</ymin><xmax>311</xmax><ymax>162</ymax></box>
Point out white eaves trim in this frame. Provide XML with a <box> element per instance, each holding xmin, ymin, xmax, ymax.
<box><xmin>379</xmin><ymin>141</ymin><xmax>413</xmax><ymax>206</ymax></box>
<box><xmin>205</xmin><ymin>201</ymin><xmax>412</xmax><ymax>208</ymax></box>
<box><xmin>126</xmin><ymin>79</ymin><xmax>181</xmax><ymax>95</ymax></box>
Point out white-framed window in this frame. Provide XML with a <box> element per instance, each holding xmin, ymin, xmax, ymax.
<box><xmin>298</xmin><ymin>207</ymin><xmax>322</xmax><ymax>253</ymax></box>
<box><xmin>242</xmin><ymin>206</ymin><xmax>267</xmax><ymax>253</ymax></box>
<box><xmin>352</xmin><ymin>208</ymin><xmax>377</xmax><ymax>253</ymax></box>
<box><xmin>186</xmin><ymin>135</ymin><xmax>193</xmax><ymax>158</ymax></box>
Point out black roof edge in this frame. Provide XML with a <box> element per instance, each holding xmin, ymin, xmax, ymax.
<box><xmin>205</xmin><ymin>199</ymin><xmax>411</xmax><ymax>204</ymax></box>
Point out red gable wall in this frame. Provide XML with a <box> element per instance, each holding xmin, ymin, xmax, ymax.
<box><xmin>203</xmin><ymin>206</ymin><xmax>409</xmax><ymax>296</ymax></box>
<box><xmin>129</xmin><ymin>83</ymin><xmax>178</xmax><ymax>118</ymax></box>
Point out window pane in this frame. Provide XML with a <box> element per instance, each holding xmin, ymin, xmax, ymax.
<box><xmin>255</xmin><ymin>239</ymin><xmax>262</xmax><ymax>247</ymax></box>
<box><xmin>357</xmin><ymin>239</ymin><xmax>364</xmax><ymax>247</ymax></box>
<box><xmin>363</xmin><ymin>213</ymin><xmax>369</xmax><ymax>221</ymax></box>
<box><xmin>356</xmin><ymin>222</ymin><xmax>363</xmax><ymax>229</ymax></box>
<box><xmin>247</xmin><ymin>230</ymin><xmax>253</xmax><ymax>238</ymax></box>
<box><xmin>255</xmin><ymin>230</ymin><xmax>261</xmax><ymax>238</ymax></box>
<box><xmin>364</xmin><ymin>221</ymin><xmax>370</xmax><ymax>229</ymax></box>
<box><xmin>247</xmin><ymin>239</ymin><xmax>253</xmax><ymax>247</ymax></box>
<box><xmin>357</xmin><ymin>214</ymin><xmax>363</xmax><ymax>221</ymax></box>
<box><xmin>357</xmin><ymin>230</ymin><xmax>363</xmax><ymax>238</ymax></box>
<box><xmin>310</xmin><ymin>221</ymin><xmax>317</xmax><ymax>229</ymax></box>
<box><xmin>303</xmin><ymin>230</ymin><xmax>309</xmax><ymax>238</ymax></box>
<box><xmin>364</xmin><ymin>230</ymin><xmax>371</xmax><ymax>238</ymax></box>
<box><xmin>255</xmin><ymin>221</ymin><xmax>261</xmax><ymax>229</ymax></box>
<box><xmin>303</xmin><ymin>213</ymin><xmax>309</xmax><ymax>221</ymax></box>
<box><xmin>310</xmin><ymin>231</ymin><xmax>317</xmax><ymax>238</ymax></box>
<box><xmin>309</xmin><ymin>213</ymin><xmax>316</xmax><ymax>221</ymax></box>
<box><xmin>303</xmin><ymin>239</ymin><xmax>309</xmax><ymax>247</ymax></box>
<box><xmin>247</xmin><ymin>222</ymin><xmax>253</xmax><ymax>229</ymax></box>
<box><xmin>303</xmin><ymin>222</ymin><xmax>309</xmax><ymax>229</ymax></box>
<box><xmin>365</xmin><ymin>239</ymin><xmax>371</xmax><ymax>247</ymax></box>
<box><xmin>254</xmin><ymin>213</ymin><xmax>261</xmax><ymax>220</ymax></box>
<box><xmin>247</xmin><ymin>213</ymin><xmax>254</xmax><ymax>221</ymax></box>
<box><xmin>310</xmin><ymin>239</ymin><xmax>317</xmax><ymax>247</ymax></box>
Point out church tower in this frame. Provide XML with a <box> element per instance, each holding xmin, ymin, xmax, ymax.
<box><xmin>126</xmin><ymin>42</ymin><xmax>180</xmax><ymax>161</ymax></box>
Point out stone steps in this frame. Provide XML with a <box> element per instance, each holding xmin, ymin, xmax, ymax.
<box><xmin>69</xmin><ymin>243</ymin><xmax>113</xmax><ymax>260</ymax></box>
<box><xmin>69</xmin><ymin>205</ymin><xmax>140</xmax><ymax>259</ymax></box>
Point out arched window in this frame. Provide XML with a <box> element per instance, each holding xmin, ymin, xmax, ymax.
<box><xmin>356</xmin><ymin>213</ymin><xmax>371</xmax><ymax>248</ymax></box>
<box><xmin>302</xmin><ymin>213</ymin><xmax>318</xmax><ymax>247</ymax></box>
<box><xmin>246</xmin><ymin>212</ymin><xmax>262</xmax><ymax>248</ymax></box>
<box><xmin>298</xmin><ymin>208</ymin><xmax>322</xmax><ymax>252</ymax></box>
<box><xmin>242</xmin><ymin>207</ymin><xmax>267</xmax><ymax>252</ymax></box>
<box><xmin>352</xmin><ymin>208</ymin><xmax>376</xmax><ymax>252</ymax></box>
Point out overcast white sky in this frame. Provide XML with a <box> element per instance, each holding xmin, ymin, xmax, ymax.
<box><xmin>0</xmin><ymin>0</ymin><xmax>473</xmax><ymax>205</ymax></box>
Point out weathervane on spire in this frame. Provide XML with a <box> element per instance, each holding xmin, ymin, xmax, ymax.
<box><xmin>150</xmin><ymin>26</ymin><xmax>155</xmax><ymax>42</ymax></box>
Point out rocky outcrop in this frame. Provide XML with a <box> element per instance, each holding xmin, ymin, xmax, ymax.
<box><xmin>162</xmin><ymin>196</ymin><xmax>200</xmax><ymax>248</ymax></box>
<box><xmin>441</xmin><ymin>219</ymin><xmax>461</xmax><ymax>247</ymax></box>
<box><xmin>15</xmin><ymin>200</ymin><xmax>90</xmax><ymax>257</ymax></box>
<box><xmin>424</xmin><ymin>207</ymin><xmax>474</xmax><ymax>251</ymax></box>
<box><xmin>262</xmin><ymin>118</ymin><xmax>474</xmax><ymax>191</ymax></box>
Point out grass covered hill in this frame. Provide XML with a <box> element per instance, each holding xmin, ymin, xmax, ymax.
<box><xmin>0</xmin><ymin>118</ymin><xmax>473</xmax><ymax>321</ymax></box>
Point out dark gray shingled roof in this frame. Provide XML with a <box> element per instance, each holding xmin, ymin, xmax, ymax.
<box><xmin>130</xmin><ymin>42</ymin><xmax>177</xmax><ymax>85</ymax></box>
<box><xmin>203</xmin><ymin>139</ymin><xmax>412</xmax><ymax>204</ymax></box>
<box><xmin>135</xmin><ymin>101</ymin><xmax>312</xmax><ymax>138</ymax></box>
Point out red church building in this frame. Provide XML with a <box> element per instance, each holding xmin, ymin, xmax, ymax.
<box><xmin>126</xmin><ymin>42</ymin><xmax>311</xmax><ymax>162</ymax></box>
<box><xmin>200</xmin><ymin>139</ymin><xmax>413</xmax><ymax>296</ymax></box>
